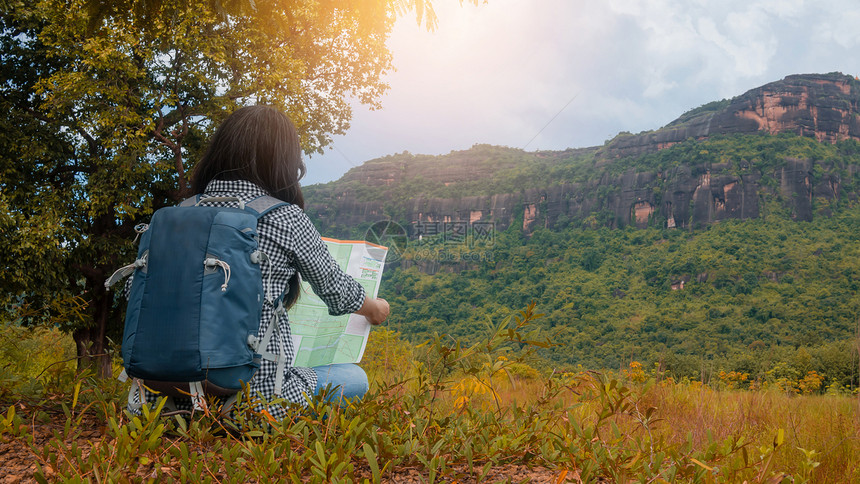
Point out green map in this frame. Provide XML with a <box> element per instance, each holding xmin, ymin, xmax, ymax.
<box><xmin>288</xmin><ymin>238</ymin><xmax>387</xmax><ymax>367</ymax></box>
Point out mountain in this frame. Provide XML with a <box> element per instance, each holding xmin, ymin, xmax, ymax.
<box><xmin>605</xmin><ymin>72</ymin><xmax>860</xmax><ymax>158</ymax></box>
<box><xmin>304</xmin><ymin>73</ymin><xmax>860</xmax><ymax>237</ymax></box>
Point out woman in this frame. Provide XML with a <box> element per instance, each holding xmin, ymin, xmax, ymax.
<box><xmin>138</xmin><ymin>105</ymin><xmax>389</xmax><ymax>418</ymax></box>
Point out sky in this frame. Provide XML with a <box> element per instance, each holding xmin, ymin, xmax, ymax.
<box><xmin>302</xmin><ymin>0</ymin><xmax>860</xmax><ymax>185</ymax></box>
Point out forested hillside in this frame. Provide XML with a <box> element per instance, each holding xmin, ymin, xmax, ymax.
<box><xmin>380</xmin><ymin>204</ymin><xmax>860</xmax><ymax>389</ymax></box>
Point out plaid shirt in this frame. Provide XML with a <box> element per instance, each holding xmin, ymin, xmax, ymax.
<box><xmin>134</xmin><ymin>179</ymin><xmax>365</xmax><ymax>418</ymax></box>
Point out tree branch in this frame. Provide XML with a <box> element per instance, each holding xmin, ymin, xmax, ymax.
<box><xmin>173</xmin><ymin>103</ymin><xmax>188</xmax><ymax>194</ymax></box>
<box><xmin>49</xmin><ymin>163</ymin><xmax>95</xmax><ymax>178</ymax></box>
<box><xmin>26</xmin><ymin>106</ymin><xmax>102</xmax><ymax>160</ymax></box>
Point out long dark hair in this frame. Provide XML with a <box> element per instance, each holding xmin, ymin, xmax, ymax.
<box><xmin>191</xmin><ymin>105</ymin><xmax>306</xmax><ymax>208</ymax></box>
<box><xmin>191</xmin><ymin>105</ymin><xmax>306</xmax><ymax>307</ymax></box>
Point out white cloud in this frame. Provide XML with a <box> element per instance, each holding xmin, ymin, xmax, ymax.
<box><xmin>303</xmin><ymin>0</ymin><xmax>860</xmax><ymax>185</ymax></box>
<box><xmin>815</xmin><ymin>3</ymin><xmax>860</xmax><ymax>49</ymax></box>
<box><xmin>755</xmin><ymin>0</ymin><xmax>806</xmax><ymax>18</ymax></box>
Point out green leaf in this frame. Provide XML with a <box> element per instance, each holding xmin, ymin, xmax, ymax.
<box><xmin>362</xmin><ymin>443</ymin><xmax>381</xmax><ymax>483</ymax></box>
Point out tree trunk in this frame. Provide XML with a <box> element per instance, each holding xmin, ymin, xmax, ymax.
<box><xmin>73</xmin><ymin>284</ymin><xmax>113</xmax><ymax>378</ymax></box>
<box><xmin>72</xmin><ymin>327</ymin><xmax>111</xmax><ymax>378</ymax></box>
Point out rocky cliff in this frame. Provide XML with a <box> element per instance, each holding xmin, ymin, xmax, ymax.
<box><xmin>604</xmin><ymin>73</ymin><xmax>860</xmax><ymax>158</ymax></box>
<box><xmin>305</xmin><ymin>73</ymin><xmax>860</xmax><ymax>238</ymax></box>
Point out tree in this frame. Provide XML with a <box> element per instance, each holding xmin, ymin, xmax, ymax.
<box><xmin>0</xmin><ymin>0</ymin><xmax>442</xmax><ymax>377</ymax></box>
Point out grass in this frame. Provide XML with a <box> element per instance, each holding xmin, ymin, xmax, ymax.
<box><xmin>0</xmin><ymin>308</ymin><xmax>858</xmax><ymax>482</ymax></box>
<box><xmin>650</xmin><ymin>385</ymin><xmax>860</xmax><ymax>482</ymax></box>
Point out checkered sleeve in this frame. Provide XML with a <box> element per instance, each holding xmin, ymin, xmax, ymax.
<box><xmin>276</xmin><ymin>206</ymin><xmax>366</xmax><ymax>316</ymax></box>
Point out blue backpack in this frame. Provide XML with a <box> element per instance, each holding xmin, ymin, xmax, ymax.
<box><xmin>106</xmin><ymin>195</ymin><xmax>289</xmax><ymax>412</ymax></box>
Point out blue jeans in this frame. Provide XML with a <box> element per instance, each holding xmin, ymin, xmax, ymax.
<box><xmin>311</xmin><ymin>363</ymin><xmax>368</xmax><ymax>404</ymax></box>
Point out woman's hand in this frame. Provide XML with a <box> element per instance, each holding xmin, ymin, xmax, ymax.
<box><xmin>356</xmin><ymin>297</ymin><xmax>390</xmax><ymax>325</ymax></box>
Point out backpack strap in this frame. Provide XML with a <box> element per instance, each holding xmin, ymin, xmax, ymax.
<box><xmin>104</xmin><ymin>251</ymin><xmax>148</xmax><ymax>289</ymax></box>
<box><xmin>183</xmin><ymin>193</ymin><xmax>287</xmax><ymax>217</ymax></box>
<box><xmin>178</xmin><ymin>195</ymin><xmax>201</xmax><ymax>207</ymax></box>
<box><xmin>243</xmin><ymin>195</ymin><xmax>291</xmax><ymax>303</ymax></box>
<box><xmin>244</xmin><ymin>195</ymin><xmax>289</xmax><ymax>218</ymax></box>
<box><xmin>253</xmin><ymin>301</ymin><xmax>289</xmax><ymax>396</ymax></box>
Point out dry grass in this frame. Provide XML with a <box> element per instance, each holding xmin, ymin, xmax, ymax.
<box><xmin>410</xmin><ymin>364</ymin><xmax>859</xmax><ymax>483</ymax></box>
<box><xmin>2</xmin><ymin>325</ymin><xmax>859</xmax><ymax>482</ymax></box>
<box><xmin>364</xmin><ymin>324</ymin><xmax>860</xmax><ymax>482</ymax></box>
<box><xmin>647</xmin><ymin>385</ymin><xmax>860</xmax><ymax>482</ymax></box>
